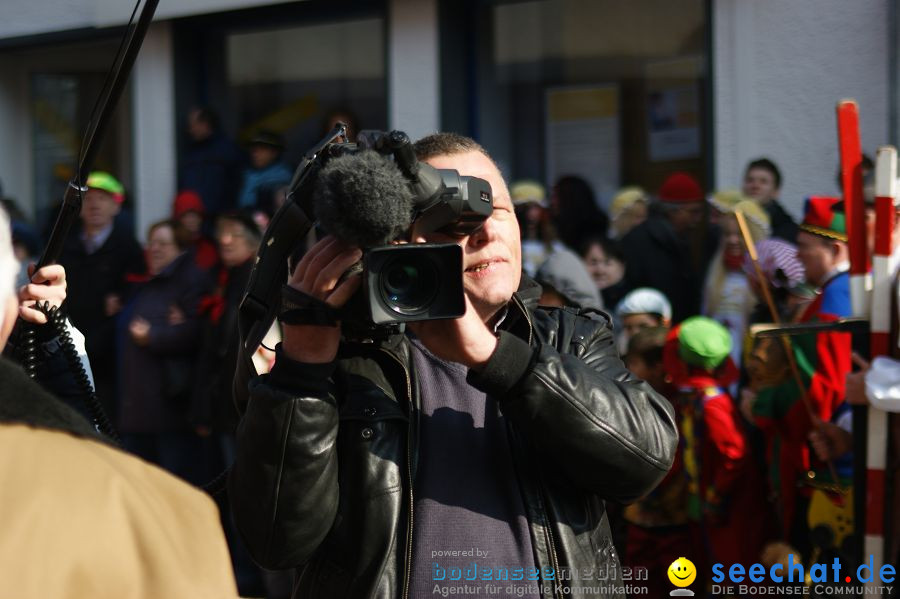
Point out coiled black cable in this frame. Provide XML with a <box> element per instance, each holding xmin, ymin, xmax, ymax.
<box><xmin>21</xmin><ymin>302</ymin><xmax>120</xmax><ymax>444</ymax></box>
<box><xmin>19</xmin><ymin>302</ymin><xmax>232</xmax><ymax>496</ymax></box>
<box><xmin>18</xmin><ymin>316</ymin><xmax>40</xmax><ymax>379</ymax></box>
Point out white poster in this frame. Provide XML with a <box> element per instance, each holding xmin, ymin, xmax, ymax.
<box><xmin>545</xmin><ymin>85</ymin><xmax>620</xmax><ymax>211</ymax></box>
<box><xmin>647</xmin><ymin>86</ymin><xmax>700</xmax><ymax>162</ymax></box>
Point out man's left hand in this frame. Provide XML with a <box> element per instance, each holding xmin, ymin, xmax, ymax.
<box><xmin>407</xmin><ymin>296</ymin><xmax>499</xmax><ymax>370</ymax></box>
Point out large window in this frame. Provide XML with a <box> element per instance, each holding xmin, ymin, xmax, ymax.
<box><xmin>226</xmin><ymin>16</ymin><xmax>387</xmax><ymax>159</ymax></box>
<box><xmin>446</xmin><ymin>0</ymin><xmax>708</xmax><ymax>210</ymax></box>
<box><xmin>22</xmin><ymin>39</ymin><xmax>131</xmax><ymax>230</ymax></box>
<box><xmin>174</xmin><ymin>3</ymin><xmax>387</xmax><ymax>170</ymax></box>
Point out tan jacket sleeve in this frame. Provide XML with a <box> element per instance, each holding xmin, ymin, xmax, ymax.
<box><xmin>0</xmin><ymin>424</ymin><xmax>238</xmax><ymax>599</ymax></box>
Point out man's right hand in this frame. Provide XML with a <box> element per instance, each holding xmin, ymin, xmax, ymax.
<box><xmin>18</xmin><ymin>264</ymin><xmax>67</xmax><ymax>324</ymax></box>
<box><xmin>845</xmin><ymin>352</ymin><xmax>871</xmax><ymax>406</ymax></box>
<box><xmin>282</xmin><ymin>235</ymin><xmax>362</xmax><ymax>364</ymax></box>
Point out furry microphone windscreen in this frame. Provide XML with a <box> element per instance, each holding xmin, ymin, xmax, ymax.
<box><xmin>313</xmin><ymin>150</ymin><xmax>414</xmax><ymax>248</ymax></box>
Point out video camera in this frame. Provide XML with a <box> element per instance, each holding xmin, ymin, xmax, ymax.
<box><xmin>237</xmin><ymin>124</ymin><xmax>493</xmax><ymax>365</ymax></box>
<box><xmin>316</xmin><ymin>128</ymin><xmax>493</xmax><ymax>327</ymax></box>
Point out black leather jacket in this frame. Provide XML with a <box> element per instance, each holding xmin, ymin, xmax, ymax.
<box><xmin>229</xmin><ymin>279</ymin><xmax>678</xmax><ymax>599</ymax></box>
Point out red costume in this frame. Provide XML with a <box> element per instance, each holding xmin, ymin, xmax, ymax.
<box><xmin>752</xmin><ymin>271</ymin><xmax>852</xmax><ymax>537</ymax></box>
<box><xmin>664</xmin><ymin>325</ymin><xmax>774</xmax><ymax>567</ymax></box>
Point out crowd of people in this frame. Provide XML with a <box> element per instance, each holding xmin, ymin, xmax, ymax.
<box><xmin>516</xmin><ymin>155</ymin><xmax>900</xmax><ymax>596</ymax></box>
<box><xmin>0</xmin><ymin>108</ymin><xmax>898</xmax><ymax>599</ymax></box>
<box><xmin>4</xmin><ymin>108</ymin><xmax>294</xmax><ymax>596</ymax></box>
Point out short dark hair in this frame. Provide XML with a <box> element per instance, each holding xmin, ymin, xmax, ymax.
<box><xmin>217</xmin><ymin>211</ymin><xmax>262</xmax><ymax>244</ymax></box>
<box><xmin>745</xmin><ymin>158</ymin><xmax>782</xmax><ymax>189</ymax></box>
<box><xmin>413</xmin><ymin>133</ymin><xmax>493</xmax><ymax>163</ymax></box>
<box><xmin>578</xmin><ymin>235</ymin><xmax>624</xmax><ymax>264</ymax></box>
<box><xmin>191</xmin><ymin>107</ymin><xmax>219</xmax><ymax>131</ymax></box>
<box><xmin>626</xmin><ymin>326</ymin><xmax>668</xmax><ymax>368</ymax></box>
<box><xmin>147</xmin><ymin>219</ymin><xmax>190</xmax><ymax>251</ymax></box>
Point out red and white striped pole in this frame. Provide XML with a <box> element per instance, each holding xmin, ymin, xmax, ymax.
<box><xmin>865</xmin><ymin>145</ymin><xmax>896</xmax><ymax>571</ymax></box>
<box><xmin>837</xmin><ymin>100</ymin><xmax>871</xmax><ymax>318</ymax></box>
<box><xmin>871</xmin><ymin>147</ymin><xmax>896</xmax><ymax>357</ymax></box>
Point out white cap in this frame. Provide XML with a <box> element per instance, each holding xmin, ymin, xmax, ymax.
<box><xmin>615</xmin><ymin>287</ymin><xmax>672</xmax><ymax>321</ymax></box>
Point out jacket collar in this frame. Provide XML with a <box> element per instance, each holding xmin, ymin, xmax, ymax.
<box><xmin>502</xmin><ymin>275</ymin><xmax>540</xmax><ymax>343</ymax></box>
<box><xmin>0</xmin><ymin>357</ymin><xmax>105</xmax><ymax>443</ymax></box>
<box><xmin>514</xmin><ymin>274</ymin><xmax>542</xmax><ymax>309</ymax></box>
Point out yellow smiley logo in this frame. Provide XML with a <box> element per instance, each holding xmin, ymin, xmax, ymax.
<box><xmin>668</xmin><ymin>557</ymin><xmax>697</xmax><ymax>587</ymax></box>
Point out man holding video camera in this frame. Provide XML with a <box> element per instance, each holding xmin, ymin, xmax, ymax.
<box><xmin>229</xmin><ymin>133</ymin><xmax>678</xmax><ymax>598</ymax></box>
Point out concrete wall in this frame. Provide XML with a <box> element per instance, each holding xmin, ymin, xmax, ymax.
<box><xmin>132</xmin><ymin>22</ymin><xmax>175</xmax><ymax>241</ymax></box>
<box><xmin>388</xmin><ymin>0</ymin><xmax>440</xmax><ymax>140</ymax></box>
<box><xmin>714</xmin><ymin>0</ymin><xmax>890</xmax><ymax>218</ymax></box>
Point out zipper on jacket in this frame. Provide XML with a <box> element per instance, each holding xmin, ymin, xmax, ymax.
<box><xmin>540</xmin><ymin>487</ymin><xmax>563</xmax><ymax>599</ymax></box>
<box><xmin>380</xmin><ymin>347</ymin><xmax>415</xmax><ymax>599</ymax></box>
<box><xmin>514</xmin><ymin>294</ymin><xmax>564</xmax><ymax>598</ymax></box>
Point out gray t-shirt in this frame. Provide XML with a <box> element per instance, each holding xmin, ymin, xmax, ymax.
<box><xmin>408</xmin><ymin>336</ymin><xmax>539</xmax><ymax>598</ymax></box>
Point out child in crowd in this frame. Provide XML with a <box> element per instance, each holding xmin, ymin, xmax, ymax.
<box><xmin>614</xmin><ymin>287</ymin><xmax>672</xmax><ymax>353</ymax></box>
<box><xmin>663</xmin><ymin>317</ymin><xmax>773</xmax><ymax>578</ymax></box>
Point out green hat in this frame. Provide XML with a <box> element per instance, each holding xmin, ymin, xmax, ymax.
<box><xmin>677</xmin><ymin>316</ymin><xmax>732</xmax><ymax>370</ymax></box>
<box><xmin>799</xmin><ymin>196</ymin><xmax>846</xmax><ymax>241</ymax></box>
<box><xmin>86</xmin><ymin>171</ymin><xmax>124</xmax><ymax>203</ymax></box>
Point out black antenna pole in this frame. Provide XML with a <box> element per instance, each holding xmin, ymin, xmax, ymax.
<box><xmin>36</xmin><ymin>0</ymin><xmax>160</xmax><ymax>269</ymax></box>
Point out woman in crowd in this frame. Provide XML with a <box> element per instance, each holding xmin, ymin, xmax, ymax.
<box><xmin>707</xmin><ymin>188</ymin><xmax>743</xmax><ymax>226</ymax></box>
<box><xmin>117</xmin><ymin>219</ymin><xmax>210</xmax><ymax>484</ymax></box>
<box><xmin>580</xmin><ymin>235</ymin><xmax>628</xmax><ymax>310</ymax></box>
<box><xmin>702</xmin><ymin>198</ymin><xmax>771</xmax><ymax>369</ymax></box>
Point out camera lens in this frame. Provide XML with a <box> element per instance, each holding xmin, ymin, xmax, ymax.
<box><xmin>379</xmin><ymin>254</ymin><xmax>439</xmax><ymax>315</ymax></box>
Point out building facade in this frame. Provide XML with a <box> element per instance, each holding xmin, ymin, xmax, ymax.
<box><xmin>0</xmin><ymin>0</ymin><xmax>894</xmax><ymax>239</ymax></box>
